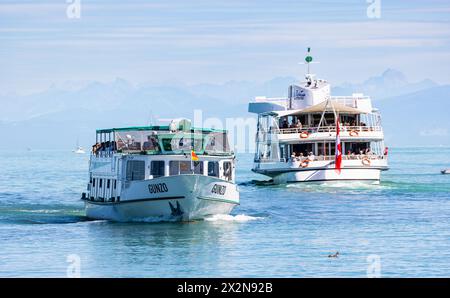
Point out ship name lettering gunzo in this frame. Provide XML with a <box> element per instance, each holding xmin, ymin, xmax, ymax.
<box><xmin>148</xmin><ymin>183</ymin><xmax>169</xmax><ymax>194</ymax></box>
<box><xmin>212</xmin><ymin>184</ymin><xmax>227</xmax><ymax>195</ymax></box>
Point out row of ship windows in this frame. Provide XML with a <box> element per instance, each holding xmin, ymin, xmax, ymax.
<box><xmin>91</xmin><ymin>178</ymin><xmax>117</xmax><ymax>189</ymax></box>
<box><xmin>89</xmin><ymin>160</ymin><xmax>233</xmax><ymax>186</ymax></box>
<box><xmin>126</xmin><ymin>160</ymin><xmax>233</xmax><ymax>181</ymax></box>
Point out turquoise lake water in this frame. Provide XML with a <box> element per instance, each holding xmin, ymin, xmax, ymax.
<box><xmin>0</xmin><ymin>148</ymin><xmax>450</xmax><ymax>277</ymax></box>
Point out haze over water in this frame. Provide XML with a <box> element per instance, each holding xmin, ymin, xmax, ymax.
<box><xmin>0</xmin><ymin>148</ymin><xmax>449</xmax><ymax>277</ymax></box>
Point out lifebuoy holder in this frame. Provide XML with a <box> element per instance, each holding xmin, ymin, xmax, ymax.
<box><xmin>362</xmin><ymin>157</ymin><xmax>371</xmax><ymax>166</ymax></box>
<box><xmin>349</xmin><ymin>130</ymin><xmax>359</xmax><ymax>137</ymax></box>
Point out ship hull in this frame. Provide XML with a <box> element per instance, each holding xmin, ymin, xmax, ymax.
<box><xmin>262</xmin><ymin>168</ymin><xmax>383</xmax><ymax>184</ymax></box>
<box><xmin>84</xmin><ymin>175</ymin><xmax>239</xmax><ymax>222</ymax></box>
<box><xmin>253</xmin><ymin>159</ymin><xmax>388</xmax><ymax>184</ymax></box>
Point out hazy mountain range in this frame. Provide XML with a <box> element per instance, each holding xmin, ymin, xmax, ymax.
<box><xmin>0</xmin><ymin>69</ymin><xmax>448</xmax><ymax>150</ymax></box>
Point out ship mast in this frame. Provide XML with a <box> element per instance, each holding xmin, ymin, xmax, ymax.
<box><xmin>305</xmin><ymin>47</ymin><xmax>313</xmax><ymax>74</ymax></box>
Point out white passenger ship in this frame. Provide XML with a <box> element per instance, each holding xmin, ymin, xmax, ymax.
<box><xmin>248</xmin><ymin>50</ymin><xmax>389</xmax><ymax>184</ymax></box>
<box><xmin>81</xmin><ymin>119</ymin><xmax>239</xmax><ymax>221</ymax></box>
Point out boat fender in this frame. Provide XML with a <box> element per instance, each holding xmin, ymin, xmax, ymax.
<box><xmin>349</xmin><ymin>130</ymin><xmax>359</xmax><ymax>137</ymax></box>
<box><xmin>300</xmin><ymin>131</ymin><xmax>309</xmax><ymax>139</ymax></box>
<box><xmin>362</xmin><ymin>157</ymin><xmax>371</xmax><ymax>166</ymax></box>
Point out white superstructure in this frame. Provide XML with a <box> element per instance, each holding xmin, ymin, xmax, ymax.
<box><xmin>81</xmin><ymin>119</ymin><xmax>239</xmax><ymax>221</ymax></box>
<box><xmin>248</xmin><ymin>49</ymin><xmax>389</xmax><ymax>184</ymax></box>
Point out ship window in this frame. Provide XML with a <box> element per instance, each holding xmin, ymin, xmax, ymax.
<box><xmin>170</xmin><ymin>161</ymin><xmax>203</xmax><ymax>175</ymax></box>
<box><xmin>151</xmin><ymin>161</ymin><xmax>165</xmax><ymax>178</ymax></box>
<box><xmin>92</xmin><ymin>178</ymin><xmax>96</xmax><ymax>187</ymax></box>
<box><xmin>223</xmin><ymin>162</ymin><xmax>232</xmax><ymax>181</ymax></box>
<box><xmin>126</xmin><ymin>160</ymin><xmax>145</xmax><ymax>181</ymax></box>
<box><xmin>208</xmin><ymin>161</ymin><xmax>219</xmax><ymax>177</ymax></box>
<box><xmin>293</xmin><ymin>143</ymin><xmax>315</xmax><ymax>157</ymax></box>
<box><xmin>114</xmin><ymin>180</ymin><xmax>117</xmax><ymax>189</ymax></box>
<box><xmin>107</xmin><ymin>179</ymin><xmax>110</xmax><ymax>189</ymax></box>
<box><xmin>205</xmin><ymin>132</ymin><xmax>230</xmax><ymax>154</ymax></box>
<box><xmin>99</xmin><ymin>179</ymin><xmax>103</xmax><ymax>188</ymax></box>
<box><xmin>162</xmin><ymin>139</ymin><xmax>172</xmax><ymax>151</ymax></box>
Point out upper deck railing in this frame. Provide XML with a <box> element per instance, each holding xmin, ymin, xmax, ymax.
<box><xmin>275</xmin><ymin>125</ymin><xmax>382</xmax><ymax>135</ymax></box>
<box><xmin>252</xmin><ymin>95</ymin><xmax>370</xmax><ymax>107</ymax></box>
<box><xmin>91</xmin><ymin>130</ymin><xmax>232</xmax><ymax>157</ymax></box>
<box><xmin>255</xmin><ymin>154</ymin><xmax>387</xmax><ymax>163</ymax></box>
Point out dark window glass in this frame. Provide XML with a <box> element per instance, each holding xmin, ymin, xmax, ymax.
<box><xmin>107</xmin><ymin>179</ymin><xmax>110</xmax><ymax>189</ymax></box>
<box><xmin>208</xmin><ymin>162</ymin><xmax>219</xmax><ymax>177</ymax></box>
<box><xmin>169</xmin><ymin>161</ymin><xmax>203</xmax><ymax>175</ymax></box>
<box><xmin>126</xmin><ymin>160</ymin><xmax>145</xmax><ymax>181</ymax></box>
<box><xmin>151</xmin><ymin>161</ymin><xmax>165</xmax><ymax>178</ymax></box>
<box><xmin>99</xmin><ymin>179</ymin><xmax>103</xmax><ymax>187</ymax></box>
<box><xmin>223</xmin><ymin>162</ymin><xmax>232</xmax><ymax>181</ymax></box>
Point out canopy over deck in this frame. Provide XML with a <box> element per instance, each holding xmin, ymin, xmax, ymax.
<box><xmin>267</xmin><ymin>100</ymin><xmax>366</xmax><ymax>118</ymax></box>
<box><xmin>96</xmin><ymin>125</ymin><xmax>227</xmax><ymax>134</ymax></box>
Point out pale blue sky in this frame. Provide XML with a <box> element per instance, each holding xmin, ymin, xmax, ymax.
<box><xmin>1</xmin><ymin>0</ymin><xmax>450</xmax><ymax>94</ymax></box>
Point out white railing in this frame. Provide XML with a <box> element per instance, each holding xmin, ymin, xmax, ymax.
<box><xmin>275</xmin><ymin>125</ymin><xmax>382</xmax><ymax>135</ymax></box>
<box><xmin>254</xmin><ymin>96</ymin><xmax>288</xmax><ymax>103</ymax></box>
<box><xmin>255</xmin><ymin>154</ymin><xmax>387</xmax><ymax>163</ymax></box>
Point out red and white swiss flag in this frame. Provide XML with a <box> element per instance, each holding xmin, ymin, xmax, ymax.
<box><xmin>335</xmin><ymin>118</ymin><xmax>342</xmax><ymax>174</ymax></box>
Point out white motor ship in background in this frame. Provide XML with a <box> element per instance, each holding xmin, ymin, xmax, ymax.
<box><xmin>81</xmin><ymin>119</ymin><xmax>239</xmax><ymax>221</ymax></box>
<box><xmin>74</xmin><ymin>146</ymin><xmax>86</xmax><ymax>154</ymax></box>
<box><xmin>73</xmin><ymin>139</ymin><xmax>86</xmax><ymax>154</ymax></box>
<box><xmin>248</xmin><ymin>49</ymin><xmax>389</xmax><ymax>184</ymax></box>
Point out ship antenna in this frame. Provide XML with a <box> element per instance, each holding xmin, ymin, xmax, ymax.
<box><xmin>299</xmin><ymin>47</ymin><xmax>319</xmax><ymax>76</ymax></box>
<box><xmin>306</xmin><ymin>47</ymin><xmax>313</xmax><ymax>74</ymax></box>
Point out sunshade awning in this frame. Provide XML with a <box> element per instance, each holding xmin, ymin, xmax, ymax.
<box><xmin>269</xmin><ymin>100</ymin><xmax>365</xmax><ymax>117</ymax></box>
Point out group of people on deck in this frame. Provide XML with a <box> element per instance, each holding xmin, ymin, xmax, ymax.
<box><xmin>92</xmin><ymin>141</ymin><xmax>117</xmax><ymax>155</ymax></box>
<box><xmin>91</xmin><ymin>134</ymin><xmax>161</xmax><ymax>155</ymax></box>
<box><xmin>291</xmin><ymin>151</ymin><xmax>315</xmax><ymax>162</ymax></box>
<box><xmin>341</xmin><ymin>121</ymin><xmax>367</xmax><ymax>127</ymax></box>
<box><xmin>281</xmin><ymin>118</ymin><xmax>303</xmax><ymax>129</ymax></box>
<box><xmin>290</xmin><ymin>147</ymin><xmax>386</xmax><ymax>163</ymax></box>
<box><xmin>279</xmin><ymin>116</ymin><xmax>369</xmax><ymax>131</ymax></box>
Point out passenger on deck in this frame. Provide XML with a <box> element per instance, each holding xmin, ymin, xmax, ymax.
<box><xmin>116</xmin><ymin>139</ymin><xmax>125</xmax><ymax>151</ymax></box>
<box><xmin>92</xmin><ymin>143</ymin><xmax>101</xmax><ymax>154</ymax></box>
<box><xmin>143</xmin><ymin>135</ymin><xmax>159</xmax><ymax>151</ymax></box>
<box><xmin>308</xmin><ymin>152</ymin><xmax>315</xmax><ymax>161</ymax></box>
<box><xmin>291</xmin><ymin>152</ymin><xmax>297</xmax><ymax>161</ymax></box>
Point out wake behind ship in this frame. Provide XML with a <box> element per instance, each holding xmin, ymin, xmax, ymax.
<box><xmin>248</xmin><ymin>49</ymin><xmax>389</xmax><ymax>184</ymax></box>
<box><xmin>81</xmin><ymin>119</ymin><xmax>239</xmax><ymax>221</ymax></box>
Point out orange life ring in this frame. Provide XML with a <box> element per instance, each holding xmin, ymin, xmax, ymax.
<box><xmin>362</xmin><ymin>157</ymin><xmax>371</xmax><ymax>166</ymax></box>
<box><xmin>349</xmin><ymin>130</ymin><xmax>359</xmax><ymax>137</ymax></box>
<box><xmin>301</xmin><ymin>160</ymin><xmax>309</xmax><ymax>168</ymax></box>
<box><xmin>300</xmin><ymin>131</ymin><xmax>309</xmax><ymax>139</ymax></box>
